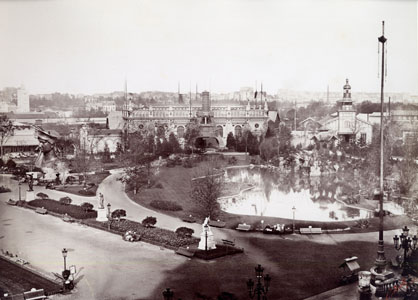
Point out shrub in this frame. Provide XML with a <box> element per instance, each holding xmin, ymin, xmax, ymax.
<box><xmin>154</xmin><ymin>182</ymin><xmax>163</xmax><ymax>189</ymax></box>
<box><xmin>228</xmin><ymin>156</ymin><xmax>237</xmax><ymax>165</ymax></box>
<box><xmin>175</xmin><ymin>227</ymin><xmax>194</xmax><ymax>238</ymax></box>
<box><xmin>59</xmin><ymin>196</ymin><xmax>72</xmax><ymax>205</ymax></box>
<box><xmin>142</xmin><ymin>216</ymin><xmax>157</xmax><ymax>228</ymax></box>
<box><xmin>111</xmin><ymin>209</ymin><xmax>126</xmax><ymax>221</ymax></box>
<box><xmin>0</xmin><ymin>185</ymin><xmax>11</xmax><ymax>193</ymax></box>
<box><xmin>36</xmin><ymin>192</ymin><xmax>49</xmax><ymax>199</ymax></box>
<box><xmin>6</xmin><ymin>159</ymin><xmax>16</xmax><ymax>169</ymax></box>
<box><xmin>80</xmin><ymin>202</ymin><xmax>94</xmax><ymax>212</ymax></box>
<box><xmin>182</xmin><ymin>158</ymin><xmax>193</xmax><ymax>168</ymax></box>
<box><xmin>78</xmin><ymin>189</ymin><xmax>96</xmax><ymax>196</ymax></box>
<box><xmin>150</xmin><ymin>200</ymin><xmax>182</xmax><ymax>211</ymax></box>
<box><xmin>166</xmin><ymin>159</ymin><xmax>175</xmax><ymax>168</ymax></box>
<box><xmin>28</xmin><ymin>199</ymin><xmax>97</xmax><ymax>219</ymax></box>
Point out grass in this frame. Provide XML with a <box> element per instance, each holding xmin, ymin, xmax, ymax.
<box><xmin>149</xmin><ymin>237</ymin><xmax>399</xmax><ymax>300</ymax></box>
<box><xmin>0</xmin><ymin>257</ymin><xmax>62</xmax><ymax>295</ymax></box>
<box><xmin>55</xmin><ymin>172</ymin><xmax>110</xmax><ymax>197</ymax></box>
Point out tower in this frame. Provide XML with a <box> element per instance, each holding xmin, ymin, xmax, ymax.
<box><xmin>17</xmin><ymin>86</ymin><xmax>29</xmax><ymax>113</ymax></box>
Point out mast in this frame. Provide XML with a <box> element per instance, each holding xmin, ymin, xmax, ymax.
<box><xmin>189</xmin><ymin>82</ymin><xmax>192</xmax><ymax>118</ymax></box>
<box><xmin>375</xmin><ymin>20</ymin><xmax>387</xmax><ymax>272</ymax></box>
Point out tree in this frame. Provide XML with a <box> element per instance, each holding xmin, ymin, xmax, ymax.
<box><xmin>184</xmin><ymin>118</ymin><xmax>200</xmax><ymax>153</ymax></box>
<box><xmin>175</xmin><ymin>227</ymin><xmax>194</xmax><ymax>238</ymax></box>
<box><xmin>190</xmin><ymin>161</ymin><xmax>224</xmax><ymax>219</ymax></box>
<box><xmin>278</xmin><ymin>124</ymin><xmax>293</xmax><ymax>158</ymax></box>
<box><xmin>246</xmin><ymin>131</ymin><xmax>260</xmax><ymax>155</ymax></box>
<box><xmin>168</xmin><ymin>132</ymin><xmax>181</xmax><ymax>154</ymax></box>
<box><xmin>142</xmin><ymin>216</ymin><xmax>157</xmax><ymax>228</ymax></box>
<box><xmin>6</xmin><ymin>159</ymin><xmax>16</xmax><ymax>169</ymax></box>
<box><xmin>101</xmin><ymin>144</ymin><xmax>111</xmax><ymax>163</ymax></box>
<box><xmin>260</xmin><ymin>137</ymin><xmax>278</xmax><ymax>161</ymax></box>
<box><xmin>226</xmin><ymin>132</ymin><xmax>236</xmax><ymax>150</ymax></box>
<box><xmin>111</xmin><ymin>209</ymin><xmax>126</xmax><ymax>221</ymax></box>
<box><xmin>59</xmin><ymin>196</ymin><xmax>72</xmax><ymax>205</ymax></box>
<box><xmin>0</xmin><ymin>114</ymin><xmax>13</xmax><ymax>158</ymax></box>
<box><xmin>80</xmin><ymin>202</ymin><xmax>94</xmax><ymax>212</ymax></box>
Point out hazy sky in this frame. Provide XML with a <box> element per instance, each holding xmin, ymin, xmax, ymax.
<box><xmin>0</xmin><ymin>0</ymin><xmax>417</xmax><ymax>95</ymax></box>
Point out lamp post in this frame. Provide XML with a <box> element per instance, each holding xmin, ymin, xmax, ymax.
<box><xmin>62</xmin><ymin>248</ymin><xmax>68</xmax><ymax>270</ymax></box>
<box><xmin>292</xmin><ymin>206</ymin><xmax>296</xmax><ymax>234</ymax></box>
<box><xmin>246</xmin><ymin>264</ymin><xmax>271</xmax><ymax>300</ymax></box>
<box><xmin>393</xmin><ymin>226</ymin><xmax>417</xmax><ymax>276</ymax></box>
<box><xmin>162</xmin><ymin>288</ymin><xmax>174</xmax><ymax>300</ymax></box>
<box><xmin>107</xmin><ymin>203</ymin><xmax>112</xmax><ymax>230</ymax></box>
<box><xmin>18</xmin><ymin>180</ymin><xmax>21</xmax><ymax>201</ymax></box>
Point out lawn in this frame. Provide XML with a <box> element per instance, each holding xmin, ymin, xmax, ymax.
<box><xmin>149</xmin><ymin>236</ymin><xmax>399</xmax><ymax>300</ymax></box>
<box><xmin>0</xmin><ymin>257</ymin><xmax>62</xmax><ymax>295</ymax></box>
<box><xmin>55</xmin><ymin>171</ymin><xmax>110</xmax><ymax>197</ymax></box>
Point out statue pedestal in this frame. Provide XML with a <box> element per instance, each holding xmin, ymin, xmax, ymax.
<box><xmin>96</xmin><ymin>208</ymin><xmax>108</xmax><ymax>222</ymax></box>
<box><xmin>26</xmin><ymin>191</ymin><xmax>35</xmax><ymax>201</ymax></box>
<box><xmin>198</xmin><ymin>225</ymin><xmax>217</xmax><ymax>251</ymax></box>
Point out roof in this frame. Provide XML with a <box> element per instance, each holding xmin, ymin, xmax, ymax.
<box><xmin>7</xmin><ymin>112</ymin><xmax>47</xmax><ymax>119</ymax></box>
<box><xmin>87</xmin><ymin>128</ymin><xmax>122</xmax><ymax>135</ymax></box>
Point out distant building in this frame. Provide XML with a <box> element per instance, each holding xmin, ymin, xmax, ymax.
<box><xmin>79</xmin><ymin>125</ymin><xmax>122</xmax><ymax>154</ymax></box>
<box><xmin>2</xmin><ymin>122</ymin><xmax>38</xmax><ymax>154</ymax></box>
<box><xmin>17</xmin><ymin>86</ymin><xmax>30</xmax><ymax>113</ymax></box>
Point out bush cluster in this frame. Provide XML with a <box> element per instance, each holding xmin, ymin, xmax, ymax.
<box><xmin>107</xmin><ymin>219</ymin><xmax>198</xmax><ymax>248</ymax></box>
<box><xmin>150</xmin><ymin>200</ymin><xmax>183</xmax><ymax>211</ymax></box>
<box><xmin>78</xmin><ymin>189</ymin><xmax>96</xmax><ymax>196</ymax></box>
<box><xmin>0</xmin><ymin>185</ymin><xmax>11</xmax><ymax>193</ymax></box>
<box><xmin>29</xmin><ymin>199</ymin><xmax>97</xmax><ymax>219</ymax></box>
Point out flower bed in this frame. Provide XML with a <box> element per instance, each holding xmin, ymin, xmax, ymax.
<box><xmin>85</xmin><ymin>219</ymin><xmax>198</xmax><ymax>248</ymax></box>
<box><xmin>150</xmin><ymin>199</ymin><xmax>183</xmax><ymax>211</ymax></box>
<box><xmin>0</xmin><ymin>185</ymin><xmax>11</xmax><ymax>193</ymax></box>
<box><xmin>193</xmin><ymin>244</ymin><xmax>244</xmax><ymax>260</ymax></box>
<box><xmin>28</xmin><ymin>199</ymin><xmax>97</xmax><ymax>219</ymax></box>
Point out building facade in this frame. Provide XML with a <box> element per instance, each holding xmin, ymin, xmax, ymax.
<box><xmin>122</xmin><ymin>91</ymin><xmax>271</xmax><ymax>148</ymax></box>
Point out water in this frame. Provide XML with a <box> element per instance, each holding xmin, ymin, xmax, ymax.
<box><xmin>219</xmin><ymin>167</ymin><xmax>374</xmax><ymax>221</ymax></box>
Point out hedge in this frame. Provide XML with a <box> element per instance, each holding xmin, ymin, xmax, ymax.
<box><xmin>150</xmin><ymin>200</ymin><xmax>182</xmax><ymax>211</ymax></box>
<box><xmin>28</xmin><ymin>199</ymin><xmax>97</xmax><ymax>219</ymax></box>
<box><xmin>0</xmin><ymin>186</ymin><xmax>11</xmax><ymax>193</ymax></box>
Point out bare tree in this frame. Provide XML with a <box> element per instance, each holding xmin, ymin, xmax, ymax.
<box><xmin>190</xmin><ymin>159</ymin><xmax>224</xmax><ymax>219</ymax></box>
<box><xmin>0</xmin><ymin>114</ymin><xmax>13</xmax><ymax>158</ymax></box>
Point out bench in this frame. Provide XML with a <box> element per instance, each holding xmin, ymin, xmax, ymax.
<box><xmin>23</xmin><ymin>289</ymin><xmax>46</xmax><ymax>300</ymax></box>
<box><xmin>222</xmin><ymin>239</ymin><xmax>235</xmax><ymax>247</ymax></box>
<box><xmin>181</xmin><ymin>215</ymin><xmax>196</xmax><ymax>223</ymax></box>
<box><xmin>209</xmin><ymin>220</ymin><xmax>226</xmax><ymax>228</ymax></box>
<box><xmin>7</xmin><ymin>199</ymin><xmax>17</xmax><ymax>206</ymax></box>
<box><xmin>35</xmin><ymin>207</ymin><xmax>48</xmax><ymax>215</ymax></box>
<box><xmin>175</xmin><ymin>247</ymin><xmax>195</xmax><ymax>258</ymax></box>
<box><xmin>236</xmin><ymin>224</ymin><xmax>251</xmax><ymax>231</ymax></box>
<box><xmin>300</xmin><ymin>227</ymin><xmax>322</xmax><ymax>234</ymax></box>
<box><xmin>62</xmin><ymin>215</ymin><xmax>74</xmax><ymax>223</ymax></box>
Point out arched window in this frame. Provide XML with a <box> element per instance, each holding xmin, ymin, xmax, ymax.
<box><xmin>234</xmin><ymin>125</ymin><xmax>242</xmax><ymax>137</ymax></box>
<box><xmin>216</xmin><ymin>125</ymin><xmax>223</xmax><ymax>137</ymax></box>
<box><xmin>177</xmin><ymin>126</ymin><xmax>185</xmax><ymax>138</ymax></box>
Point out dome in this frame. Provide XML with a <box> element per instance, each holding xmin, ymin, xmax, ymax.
<box><xmin>343</xmin><ymin>79</ymin><xmax>351</xmax><ymax>90</ymax></box>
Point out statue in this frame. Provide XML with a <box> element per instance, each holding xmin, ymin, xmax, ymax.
<box><xmin>99</xmin><ymin>193</ymin><xmax>104</xmax><ymax>209</ymax></box>
<box><xmin>34</xmin><ymin>128</ymin><xmax>59</xmax><ymax>168</ymax></box>
<box><xmin>28</xmin><ymin>174</ymin><xmax>34</xmax><ymax>192</ymax></box>
<box><xmin>198</xmin><ymin>217</ymin><xmax>216</xmax><ymax>251</ymax></box>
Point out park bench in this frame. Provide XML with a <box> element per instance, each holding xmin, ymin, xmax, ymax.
<box><xmin>23</xmin><ymin>288</ymin><xmax>46</xmax><ymax>300</ymax></box>
<box><xmin>236</xmin><ymin>223</ymin><xmax>251</xmax><ymax>231</ymax></box>
<box><xmin>209</xmin><ymin>220</ymin><xmax>226</xmax><ymax>228</ymax></box>
<box><xmin>221</xmin><ymin>239</ymin><xmax>235</xmax><ymax>247</ymax></box>
<box><xmin>299</xmin><ymin>227</ymin><xmax>322</xmax><ymax>234</ymax></box>
<box><xmin>181</xmin><ymin>215</ymin><xmax>196</xmax><ymax>223</ymax></box>
<box><xmin>35</xmin><ymin>207</ymin><xmax>47</xmax><ymax>215</ymax></box>
<box><xmin>62</xmin><ymin>215</ymin><xmax>75</xmax><ymax>223</ymax></box>
<box><xmin>6</xmin><ymin>199</ymin><xmax>17</xmax><ymax>206</ymax></box>
<box><xmin>175</xmin><ymin>247</ymin><xmax>195</xmax><ymax>258</ymax></box>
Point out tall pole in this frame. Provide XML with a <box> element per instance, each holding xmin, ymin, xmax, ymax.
<box><xmin>294</xmin><ymin>101</ymin><xmax>297</xmax><ymax>131</ymax></box>
<box><xmin>375</xmin><ymin>20</ymin><xmax>387</xmax><ymax>272</ymax></box>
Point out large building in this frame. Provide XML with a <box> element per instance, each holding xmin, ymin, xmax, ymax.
<box><xmin>17</xmin><ymin>87</ymin><xmax>30</xmax><ymax>113</ymax></box>
<box><xmin>121</xmin><ymin>91</ymin><xmax>273</xmax><ymax>148</ymax></box>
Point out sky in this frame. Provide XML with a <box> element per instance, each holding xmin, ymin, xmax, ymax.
<box><xmin>0</xmin><ymin>0</ymin><xmax>417</xmax><ymax>95</ymax></box>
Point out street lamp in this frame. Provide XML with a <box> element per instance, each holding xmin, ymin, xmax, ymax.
<box><xmin>62</xmin><ymin>248</ymin><xmax>68</xmax><ymax>270</ymax></box>
<box><xmin>18</xmin><ymin>180</ymin><xmax>21</xmax><ymax>201</ymax></box>
<box><xmin>107</xmin><ymin>203</ymin><xmax>112</xmax><ymax>230</ymax></box>
<box><xmin>292</xmin><ymin>206</ymin><xmax>296</xmax><ymax>234</ymax></box>
<box><xmin>162</xmin><ymin>288</ymin><xmax>174</xmax><ymax>300</ymax></box>
<box><xmin>393</xmin><ymin>226</ymin><xmax>418</xmax><ymax>276</ymax></box>
<box><xmin>246</xmin><ymin>264</ymin><xmax>271</xmax><ymax>300</ymax></box>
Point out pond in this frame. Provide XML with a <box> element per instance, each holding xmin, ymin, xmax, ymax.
<box><xmin>219</xmin><ymin>167</ymin><xmax>375</xmax><ymax>222</ymax></box>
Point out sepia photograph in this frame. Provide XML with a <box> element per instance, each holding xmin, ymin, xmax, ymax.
<box><xmin>0</xmin><ymin>0</ymin><xmax>418</xmax><ymax>299</ymax></box>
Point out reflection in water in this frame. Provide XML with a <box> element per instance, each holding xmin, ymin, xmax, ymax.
<box><xmin>220</xmin><ymin>167</ymin><xmax>374</xmax><ymax>221</ymax></box>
